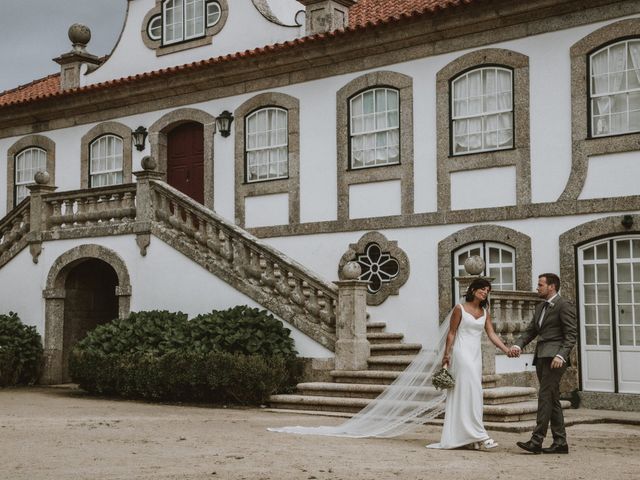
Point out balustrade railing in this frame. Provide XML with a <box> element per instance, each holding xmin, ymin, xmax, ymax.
<box><xmin>43</xmin><ymin>184</ymin><xmax>137</xmax><ymax>230</ymax></box>
<box><xmin>0</xmin><ymin>200</ymin><xmax>30</xmax><ymax>266</ymax></box>
<box><xmin>149</xmin><ymin>180</ymin><xmax>339</xmax><ymax>348</ymax></box>
<box><xmin>489</xmin><ymin>290</ymin><xmax>541</xmax><ymax>347</ymax></box>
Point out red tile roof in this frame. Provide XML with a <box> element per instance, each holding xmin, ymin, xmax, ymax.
<box><xmin>0</xmin><ymin>0</ymin><xmax>474</xmax><ymax>109</ymax></box>
<box><xmin>0</xmin><ymin>74</ymin><xmax>60</xmax><ymax>107</ymax></box>
<box><xmin>349</xmin><ymin>0</ymin><xmax>470</xmax><ymax>27</ymax></box>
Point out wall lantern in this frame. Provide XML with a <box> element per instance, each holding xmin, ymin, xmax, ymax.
<box><xmin>622</xmin><ymin>215</ymin><xmax>634</xmax><ymax>229</ymax></box>
<box><xmin>132</xmin><ymin>126</ymin><xmax>148</xmax><ymax>151</ymax></box>
<box><xmin>216</xmin><ymin>110</ymin><xmax>234</xmax><ymax>137</ymax></box>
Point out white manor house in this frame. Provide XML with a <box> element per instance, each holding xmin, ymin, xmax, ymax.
<box><xmin>1</xmin><ymin>0</ymin><xmax>639</xmax><ymax>415</ymax></box>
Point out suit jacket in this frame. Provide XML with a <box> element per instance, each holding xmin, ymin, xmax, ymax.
<box><xmin>514</xmin><ymin>295</ymin><xmax>577</xmax><ymax>366</ymax></box>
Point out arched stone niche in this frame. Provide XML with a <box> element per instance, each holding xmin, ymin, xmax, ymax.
<box><xmin>41</xmin><ymin>244</ymin><xmax>131</xmax><ymax>384</ymax></box>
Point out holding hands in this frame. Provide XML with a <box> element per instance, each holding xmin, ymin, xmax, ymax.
<box><xmin>507</xmin><ymin>346</ymin><xmax>521</xmax><ymax>358</ymax></box>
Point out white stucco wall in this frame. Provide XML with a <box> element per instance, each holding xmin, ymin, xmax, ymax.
<box><xmin>84</xmin><ymin>0</ymin><xmax>303</xmax><ymax>87</ymax></box>
<box><xmin>349</xmin><ymin>180</ymin><xmax>402</xmax><ymax>219</ymax></box>
<box><xmin>450</xmin><ymin>167</ymin><xmax>517</xmax><ymax>210</ymax></box>
<box><xmin>580</xmin><ymin>151</ymin><xmax>640</xmax><ymax>199</ymax></box>
<box><xmin>0</xmin><ymin>235</ymin><xmax>330</xmax><ymax>358</ymax></box>
<box><xmin>245</xmin><ymin>193</ymin><xmax>289</xmax><ymax>228</ymax></box>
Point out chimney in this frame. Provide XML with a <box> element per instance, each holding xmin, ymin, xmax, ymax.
<box><xmin>298</xmin><ymin>0</ymin><xmax>357</xmax><ymax>35</ymax></box>
<box><xmin>53</xmin><ymin>24</ymin><xmax>101</xmax><ymax>91</ymax></box>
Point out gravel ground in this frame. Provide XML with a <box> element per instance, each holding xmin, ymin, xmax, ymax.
<box><xmin>1</xmin><ymin>387</ymin><xmax>639</xmax><ymax>480</ymax></box>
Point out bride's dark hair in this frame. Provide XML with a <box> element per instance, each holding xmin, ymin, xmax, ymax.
<box><xmin>465</xmin><ymin>278</ymin><xmax>492</xmax><ymax>307</ymax></box>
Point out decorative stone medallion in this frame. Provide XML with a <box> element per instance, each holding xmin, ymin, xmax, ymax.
<box><xmin>338</xmin><ymin>231</ymin><xmax>409</xmax><ymax>306</ymax></box>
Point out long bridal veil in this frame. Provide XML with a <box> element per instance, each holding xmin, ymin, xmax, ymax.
<box><xmin>268</xmin><ymin>311</ymin><xmax>452</xmax><ymax>438</ymax></box>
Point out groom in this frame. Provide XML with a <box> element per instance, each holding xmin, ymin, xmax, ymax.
<box><xmin>509</xmin><ymin>273</ymin><xmax>577</xmax><ymax>454</ymax></box>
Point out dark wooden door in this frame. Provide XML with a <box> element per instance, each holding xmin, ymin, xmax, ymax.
<box><xmin>167</xmin><ymin>122</ymin><xmax>205</xmax><ymax>204</ymax></box>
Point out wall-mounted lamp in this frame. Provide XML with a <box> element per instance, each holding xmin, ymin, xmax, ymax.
<box><xmin>215</xmin><ymin>110</ymin><xmax>234</xmax><ymax>137</ymax></box>
<box><xmin>622</xmin><ymin>215</ymin><xmax>634</xmax><ymax>229</ymax></box>
<box><xmin>132</xmin><ymin>126</ymin><xmax>148</xmax><ymax>151</ymax></box>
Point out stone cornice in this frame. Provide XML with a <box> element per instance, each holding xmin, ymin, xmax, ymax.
<box><xmin>0</xmin><ymin>0</ymin><xmax>637</xmax><ymax>138</ymax></box>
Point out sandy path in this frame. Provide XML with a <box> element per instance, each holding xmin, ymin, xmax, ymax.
<box><xmin>1</xmin><ymin>387</ymin><xmax>639</xmax><ymax>480</ymax></box>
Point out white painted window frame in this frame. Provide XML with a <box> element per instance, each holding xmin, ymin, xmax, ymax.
<box><xmin>451</xmin><ymin>66</ymin><xmax>513</xmax><ymax>155</ymax></box>
<box><xmin>14</xmin><ymin>147</ymin><xmax>47</xmax><ymax>205</ymax></box>
<box><xmin>89</xmin><ymin>135</ymin><xmax>124</xmax><ymax>188</ymax></box>
<box><xmin>245</xmin><ymin>107</ymin><xmax>289</xmax><ymax>183</ymax></box>
<box><xmin>163</xmin><ymin>0</ymin><xmax>206</xmax><ymax>45</ymax></box>
<box><xmin>349</xmin><ymin>87</ymin><xmax>400</xmax><ymax>170</ymax></box>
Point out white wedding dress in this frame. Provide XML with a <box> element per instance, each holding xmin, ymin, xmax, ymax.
<box><xmin>427</xmin><ymin>304</ymin><xmax>490</xmax><ymax>449</ymax></box>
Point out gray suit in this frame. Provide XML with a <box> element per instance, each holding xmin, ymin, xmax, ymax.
<box><xmin>515</xmin><ymin>295</ymin><xmax>577</xmax><ymax>446</ymax></box>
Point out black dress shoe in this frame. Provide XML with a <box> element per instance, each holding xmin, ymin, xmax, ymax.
<box><xmin>542</xmin><ymin>444</ymin><xmax>569</xmax><ymax>454</ymax></box>
<box><xmin>516</xmin><ymin>440</ymin><xmax>542</xmax><ymax>454</ymax></box>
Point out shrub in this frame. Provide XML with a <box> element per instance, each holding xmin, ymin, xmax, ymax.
<box><xmin>189</xmin><ymin>306</ymin><xmax>297</xmax><ymax>357</ymax></box>
<box><xmin>69</xmin><ymin>350</ymin><xmax>303</xmax><ymax>405</ymax></box>
<box><xmin>74</xmin><ymin>310</ymin><xmax>189</xmax><ymax>356</ymax></box>
<box><xmin>0</xmin><ymin>312</ymin><xmax>43</xmax><ymax>387</ymax></box>
<box><xmin>69</xmin><ymin>307</ymin><xmax>302</xmax><ymax>404</ymax></box>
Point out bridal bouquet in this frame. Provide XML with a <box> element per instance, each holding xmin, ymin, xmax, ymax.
<box><xmin>432</xmin><ymin>366</ymin><xmax>455</xmax><ymax>390</ymax></box>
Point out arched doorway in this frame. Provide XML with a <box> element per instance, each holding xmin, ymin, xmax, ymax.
<box><xmin>61</xmin><ymin>259</ymin><xmax>119</xmax><ymax>382</ymax></box>
<box><xmin>43</xmin><ymin>245</ymin><xmax>131</xmax><ymax>384</ymax></box>
<box><xmin>167</xmin><ymin>121</ymin><xmax>205</xmax><ymax>204</ymax></box>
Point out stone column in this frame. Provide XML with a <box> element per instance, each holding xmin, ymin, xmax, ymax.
<box><xmin>334</xmin><ymin>261</ymin><xmax>370</xmax><ymax>371</ymax></box>
<box><xmin>26</xmin><ymin>171</ymin><xmax>57</xmax><ymax>263</ymax></box>
<box><xmin>133</xmin><ymin>156</ymin><xmax>164</xmax><ymax>256</ymax></box>
<box><xmin>298</xmin><ymin>0</ymin><xmax>357</xmax><ymax>35</ymax></box>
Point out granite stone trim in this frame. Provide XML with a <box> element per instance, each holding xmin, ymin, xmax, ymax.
<box><xmin>233</xmin><ymin>92</ymin><xmax>300</xmax><ymax>227</ymax></box>
<box><xmin>2</xmin><ymin>0</ymin><xmax>639</xmax><ymax>138</ymax></box>
<box><xmin>249</xmin><ymin>195</ymin><xmax>640</xmax><ymax>239</ymax></box>
<box><xmin>6</xmin><ymin>135</ymin><xmax>56</xmax><ymax>211</ymax></box>
<box><xmin>561</xmin><ymin>18</ymin><xmax>640</xmax><ymax>201</ymax></box>
<box><xmin>336</xmin><ymin>71</ymin><xmax>414</xmax><ymax>221</ymax></box>
<box><xmin>148</xmin><ymin>108</ymin><xmax>216</xmax><ymax>210</ymax></box>
<box><xmin>80</xmin><ymin>122</ymin><xmax>133</xmax><ymax>190</ymax></box>
<box><xmin>42</xmin><ymin>244</ymin><xmax>131</xmax><ymax>384</ymax></box>
<box><xmin>141</xmin><ymin>0</ymin><xmax>229</xmax><ymax>56</ymax></box>
<box><xmin>436</xmin><ymin>48</ymin><xmax>530</xmax><ymax>212</ymax></box>
<box><xmin>337</xmin><ymin>231</ymin><xmax>410</xmax><ymax>306</ymax></box>
<box><xmin>437</xmin><ymin>224</ymin><xmax>532</xmax><ymax>322</ymax></box>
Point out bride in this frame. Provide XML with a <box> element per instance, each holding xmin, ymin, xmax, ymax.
<box><xmin>269</xmin><ymin>278</ymin><xmax>512</xmax><ymax>450</ymax></box>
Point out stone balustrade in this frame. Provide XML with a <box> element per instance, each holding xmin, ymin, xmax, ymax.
<box><xmin>43</xmin><ymin>184</ymin><xmax>137</xmax><ymax>230</ymax></box>
<box><xmin>149</xmin><ymin>180</ymin><xmax>341</xmax><ymax>350</ymax></box>
<box><xmin>489</xmin><ymin>290</ymin><xmax>541</xmax><ymax>347</ymax></box>
<box><xmin>0</xmin><ymin>200</ymin><xmax>30</xmax><ymax>268</ymax></box>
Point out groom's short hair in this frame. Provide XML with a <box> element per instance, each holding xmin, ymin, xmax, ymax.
<box><xmin>539</xmin><ymin>273</ymin><xmax>560</xmax><ymax>291</ymax></box>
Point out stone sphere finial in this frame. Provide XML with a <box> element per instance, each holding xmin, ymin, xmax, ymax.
<box><xmin>464</xmin><ymin>255</ymin><xmax>485</xmax><ymax>276</ymax></box>
<box><xmin>34</xmin><ymin>171</ymin><xmax>50</xmax><ymax>185</ymax></box>
<box><xmin>141</xmin><ymin>156</ymin><xmax>157</xmax><ymax>171</ymax></box>
<box><xmin>68</xmin><ymin>23</ymin><xmax>91</xmax><ymax>51</ymax></box>
<box><xmin>342</xmin><ymin>261</ymin><xmax>362</xmax><ymax>280</ymax></box>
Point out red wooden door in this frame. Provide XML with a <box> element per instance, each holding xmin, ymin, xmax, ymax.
<box><xmin>167</xmin><ymin>122</ymin><xmax>205</xmax><ymax>204</ymax></box>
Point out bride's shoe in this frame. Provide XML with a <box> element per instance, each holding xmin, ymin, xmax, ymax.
<box><xmin>480</xmin><ymin>438</ymin><xmax>499</xmax><ymax>450</ymax></box>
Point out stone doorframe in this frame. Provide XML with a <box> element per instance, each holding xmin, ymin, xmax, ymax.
<box><xmin>41</xmin><ymin>244</ymin><xmax>132</xmax><ymax>384</ymax></box>
<box><xmin>149</xmin><ymin>108</ymin><xmax>216</xmax><ymax>210</ymax></box>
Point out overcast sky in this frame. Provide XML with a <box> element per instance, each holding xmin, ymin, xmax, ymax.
<box><xmin>0</xmin><ymin>0</ymin><xmax>127</xmax><ymax>92</ymax></box>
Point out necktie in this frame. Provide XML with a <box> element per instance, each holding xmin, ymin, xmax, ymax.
<box><xmin>538</xmin><ymin>302</ymin><xmax>549</xmax><ymax>327</ymax></box>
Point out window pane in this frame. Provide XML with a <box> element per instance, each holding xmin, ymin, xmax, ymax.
<box><xmin>245</xmin><ymin>108</ymin><xmax>289</xmax><ymax>182</ymax></box>
<box><xmin>585</xmin><ymin>325</ymin><xmax>597</xmax><ymax>345</ymax></box>
<box><xmin>619</xmin><ymin>326</ymin><xmax>634</xmax><ymax>346</ymax></box>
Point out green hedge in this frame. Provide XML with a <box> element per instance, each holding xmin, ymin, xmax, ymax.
<box><xmin>0</xmin><ymin>312</ymin><xmax>43</xmax><ymax>387</ymax></box>
<box><xmin>70</xmin><ymin>307</ymin><xmax>302</xmax><ymax>404</ymax></box>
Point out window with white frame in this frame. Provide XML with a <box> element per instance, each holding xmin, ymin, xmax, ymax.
<box><xmin>159</xmin><ymin>0</ymin><xmax>221</xmax><ymax>45</ymax></box>
<box><xmin>453</xmin><ymin>241</ymin><xmax>515</xmax><ymax>301</ymax></box>
<box><xmin>245</xmin><ymin>107</ymin><xmax>288</xmax><ymax>182</ymax></box>
<box><xmin>350</xmin><ymin>88</ymin><xmax>400</xmax><ymax>169</ymax></box>
<box><xmin>452</xmin><ymin>67</ymin><xmax>513</xmax><ymax>155</ymax></box>
<box><xmin>590</xmin><ymin>39</ymin><xmax>640</xmax><ymax>137</ymax></box>
<box><xmin>89</xmin><ymin>135</ymin><xmax>124</xmax><ymax>188</ymax></box>
<box><xmin>14</xmin><ymin>147</ymin><xmax>46</xmax><ymax>205</ymax></box>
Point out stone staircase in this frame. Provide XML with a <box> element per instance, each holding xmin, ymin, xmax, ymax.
<box><xmin>270</xmin><ymin>320</ymin><xmax>570</xmax><ymax>423</ymax></box>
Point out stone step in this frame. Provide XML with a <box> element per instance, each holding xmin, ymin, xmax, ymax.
<box><xmin>331</xmin><ymin>370</ymin><xmax>400</xmax><ymax>385</ymax></box>
<box><xmin>295</xmin><ymin>383</ymin><xmax>537</xmax><ymax>402</ymax></box>
<box><xmin>369</xmin><ymin>343</ymin><xmax>422</xmax><ymax>356</ymax></box>
<box><xmin>366</xmin><ymin>332</ymin><xmax>404</xmax><ymax>344</ymax></box>
<box><xmin>482</xmin><ymin>374</ymin><xmax>501</xmax><ymax>388</ymax></box>
<box><xmin>367</xmin><ymin>356</ymin><xmax>414</xmax><ymax>371</ymax></box>
<box><xmin>483</xmin><ymin>400</ymin><xmax>572</xmax><ymax>422</ymax></box>
<box><xmin>482</xmin><ymin>386</ymin><xmax>537</xmax><ymax>405</ymax></box>
<box><xmin>366</xmin><ymin>322</ymin><xmax>387</xmax><ymax>333</ymax></box>
<box><xmin>268</xmin><ymin>395</ymin><xmax>571</xmax><ymax>420</ymax></box>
